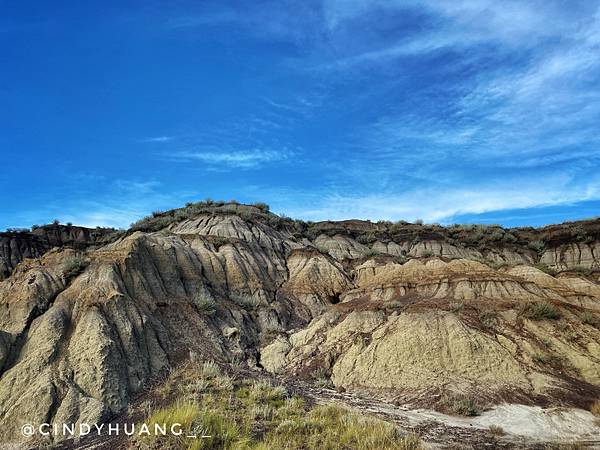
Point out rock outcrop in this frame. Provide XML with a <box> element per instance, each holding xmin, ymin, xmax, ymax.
<box><xmin>0</xmin><ymin>225</ymin><xmax>114</xmax><ymax>280</ymax></box>
<box><xmin>262</xmin><ymin>259</ymin><xmax>600</xmax><ymax>408</ymax></box>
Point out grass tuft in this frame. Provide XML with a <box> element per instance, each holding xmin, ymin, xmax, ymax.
<box><xmin>194</xmin><ymin>294</ymin><xmax>217</xmax><ymax>315</ymax></box>
<box><xmin>449</xmin><ymin>302</ymin><xmax>464</xmax><ymax>313</ymax></box>
<box><xmin>489</xmin><ymin>425</ymin><xmax>505</xmax><ymax>435</ymax></box>
<box><xmin>581</xmin><ymin>311</ymin><xmax>597</xmax><ymax>326</ymax></box>
<box><xmin>442</xmin><ymin>394</ymin><xmax>483</xmax><ymax>417</ymax></box>
<box><xmin>231</xmin><ymin>293</ymin><xmax>262</xmax><ymax>311</ymax></box>
<box><xmin>518</xmin><ymin>301</ymin><xmax>561</xmax><ymax>320</ymax></box>
<box><xmin>478</xmin><ymin>310</ymin><xmax>497</xmax><ymax>328</ymax></box>
<box><xmin>534</xmin><ymin>263</ymin><xmax>558</xmax><ymax>276</ymax></box>
<box><xmin>137</xmin><ymin>362</ymin><xmax>423</xmax><ymax>450</ymax></box>
<box><xmin>62</xmin><ymin>255</ymin><xmax>88</xmax><ymax>278</ymax></box>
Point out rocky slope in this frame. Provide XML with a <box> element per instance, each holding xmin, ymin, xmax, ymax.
<box><xmin>0</xmin><ymin>201</ymin><xmax>599</xmax><ymax>447</ymax></box>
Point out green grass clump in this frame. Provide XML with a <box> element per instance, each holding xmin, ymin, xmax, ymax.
<box><xmin>581</xmin><ymin>311</ymin><xmax>597</xmax><ymax>326</ymax></box>
<box><xmin>62</xmin><ymin>254</ymin><xmax>88</xmax><ymax>278</ymax></box>
<box><xmin>231</xmin><ymin>293</ymin><xmax>262</xmax><ymax>311</ymax></box>
<box><xmin>194</xmin><ymin>294</ymin><xmax>217</xmax><ymax>315</ymax></box>
<box><xmin>384</xmin><ymin>300</ymin><xmax>404</xmax><ymax>309</ymax></box>
<box><xmin>145</xmin><ymin>403</ymin><xmax>241</xmax><ymax>449</ymax></box>
<box><xmin>571</xmin><ymin>265</ymin><xmax>592</xmax><ymax>276</ymax></box>
<box><xmin>200</xmin><ymin>360</ymin><xmax>221</xmax><ymax>378</ymax></box>
<box><xmin>534</xmin><ymin>263</ymin><xmax>557</xmax><ymax>276</ymax></box>
<box><xmin>442</xmin><ymin>394</ymin><xmax>483</xmax><ymax>417</ymax></box>
<box><xmin>137</xmin><ymin>361</ymin><xmax>422</xmax><ymax>450</ymax></box>
<box><xmin>449</xmin><ymin>302</ymin><xmax>464</xmax><ymax>313</ymax></box>
<box><xmin>518</xmin><ymin>301</ymin><xmax>561</xmax><ymax>320</ymax></box>
<box><xmin>489</xmin><ymin>425</ymin><xmax>505</xmax><ymax>435</ymax></box>
<box><xmin>260</xmin><ymin>404</ymin><xmax>421</xmax><ymax>450</ymax></box>
<box><xmin>478</xmin><ymin>310</ymin><xmax>497</xmax><ymax>328</ymax></box>
<box><xmin>361</xmin><ymin>248</ymin><xmax>381</xmax><ymax>258</ymax></box>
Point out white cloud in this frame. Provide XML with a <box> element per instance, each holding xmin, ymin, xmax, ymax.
<box><xmin>168</xmin><ymin>149</ymin><xmax>292</xmax><ymax>168</ymax></box>
<box><xmin>285</xmin><ymin>174</ymin><xmax>600</xmax><ymax>223</ymax></box>
<box><xmin>60</xmin><ymin>206</ymin><xmax>145</xmax><ymax>229</ymax></box>
<box><xmin>141</xmin><ymin>136</ymin><xmax>174</xmax><ymax>143</ymax></box>
<box><xmin>313</xmin><ymin>0</ymin><xmax>598</xmax><ymax>74</ymax></box>
<box><xmin>7</xmin><ymin>179</ymin><xmax>198</xmax><ymax>230</ymax></box>
<box><xmin>324</xmin><ymin>0</ymin><xmax>580</xmax><ymax>44</ymax></box>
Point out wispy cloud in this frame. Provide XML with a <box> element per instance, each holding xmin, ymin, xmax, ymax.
<box><xmin>283</xmin><ymin>172</ymin><xmax>600</xmax><ymax>223</ymax></box>
<box><xmin>162</xmin><ymin>2</ymin><xmax>323</xmax><ymax>44</ymax></box>
<box><xmin>140</xmin><ymin>136</ymin><xmax>174</xmax><ymax>143</ymax></box>
<box><xmin>167</xmin><ymin>149</ymin><xmax>292</xmax><ymax>169</ymax></box>
<box><xmin>5</xmin><ymin>178</ymin><xmax>198</xmax><ymax>230</ymax></box>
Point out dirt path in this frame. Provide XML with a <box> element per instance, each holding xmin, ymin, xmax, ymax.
<box><xmin>288</xmin><ymin>382</ymin><xmax>600</xmax><ymax>449</ymax></box>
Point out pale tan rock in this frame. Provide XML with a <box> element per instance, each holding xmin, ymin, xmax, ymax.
<box><xmin>282</xmin><ymin>250</ymin><xmax>353</xmax><ymax>316</ymax></box>
<box><xmin>541</xmin><ymin>242</ymin><xmax>600</xmax><ymax>270</ymax></box>
<box><xmin>313</xmin><ymin>234</ymin><xmax>368</xmax><ymax>259</ymax></box>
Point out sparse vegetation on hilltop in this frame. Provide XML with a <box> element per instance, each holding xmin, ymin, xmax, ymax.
<box><xmin>123</xmin><ymin>200</ymin><xmax>600</xmax><ymax>264</ymax></box>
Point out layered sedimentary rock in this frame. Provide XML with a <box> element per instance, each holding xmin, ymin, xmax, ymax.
<box><xmin>541</xmin><ymin>242</ymin><xmax>600</xmax><ymax>270</ymax></box>
<box><xmin>0</xmin><ymin>204</ymin><xmax>599</xmax><ymax>445</ymax></box>
<box><xmin>0</xmin><ymin>225</ymin><xmax>113</xmax><ymax>279</ymax></box>
<box><xmin>262</xmin><ymin>258</ymin><xmax>600</xmax><ymax>408</ymax></box>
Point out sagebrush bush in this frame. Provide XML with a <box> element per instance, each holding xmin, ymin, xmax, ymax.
<box><xmin>581</xmin><ymin>311</ymin><xmax>597</xmax><ymax>326</ymax></box>
<box><xmin>518</xmin><ymin>301</ymin><xmax>560</xmax><ymax>320</ymax></box>
<box><xmin>384</xmin><ymin>300</ymin><xmax>404</xmax><ymax>309</ymax></box>
<box><xmin>449</xmin><ymin>302</ymin><xmax>464</xmax><ymax>313</ymax></box>
<box><xmin>253</xmin><ymin>202</ymin><xmax>270</xmax><ymax>212</ymax></box>
<box><xmin>572</xmin><ymin>265</ymin><xmax>592</xmax><ymax>276</ymax></box>
<box><xmin>489</xmin><ymin>425</ymin><xmax>505</xmax><ymax>435</ymax></box>
<box><xmin>231</xmin><ymin>293</ymin><xmax>261</xmax><ymax>310</ymax></box>
<box><xmin>361</xmin><ymin>248</ymin><xmax>381</xmax><ymax>258</ymax></box>
<box><xmin>194</xmin><ymin>294</ymin><xmax>217</xmax><ymax>315</ymax></box>
<box><xmin>62</xmin><ymin>255</ymin><xmax>88</xmax><ymax>277</ymax></box>
<box><xmin>527</xmin><ymin>240</ymin><xmax>545</xmax><ymax>253</ymax></box>
<box><xmin>479</xmin><ymin>310</ymin><xmax>497</xmax><ymax>328</ymax></box>
<box><xmin>535</xmin><ymin>263</ymin><xmax>558</xmax><ymax>276</ymax></box>
<box><xmin>449</xmin><ymin>396</ymin><xmax>482</xmax><ymax>417</ymax></box>
<box><xmin>357</xmin><ymin>232</ymin><xmax>378</xmax><ymax>245</ymax></box>
<box><xmin>490</xmin><ymin>230</ymin><xmax>504</xmax><ymax>241</ymax></box>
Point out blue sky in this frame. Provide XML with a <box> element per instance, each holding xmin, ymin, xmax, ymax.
<box><xmin>1</xmin><ymin>0</ymin><xmax>600</xmax><ymax>229</ymax></box>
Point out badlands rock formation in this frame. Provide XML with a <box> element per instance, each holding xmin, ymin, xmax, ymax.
<box><xmin>0</xmin><ymin>224</ymin><xmax>113</xmax><ymax>279</ymax></box>
<box><xmin>0</xmin><ymin>201</ymin><xmax>599</xmax><ymax>445</ymax></box>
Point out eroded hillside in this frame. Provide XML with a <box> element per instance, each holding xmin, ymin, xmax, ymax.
<box><xmin>0</xmin><ymin>201</ymin><xmax>599</xmax><ymax>448</ymax></box>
